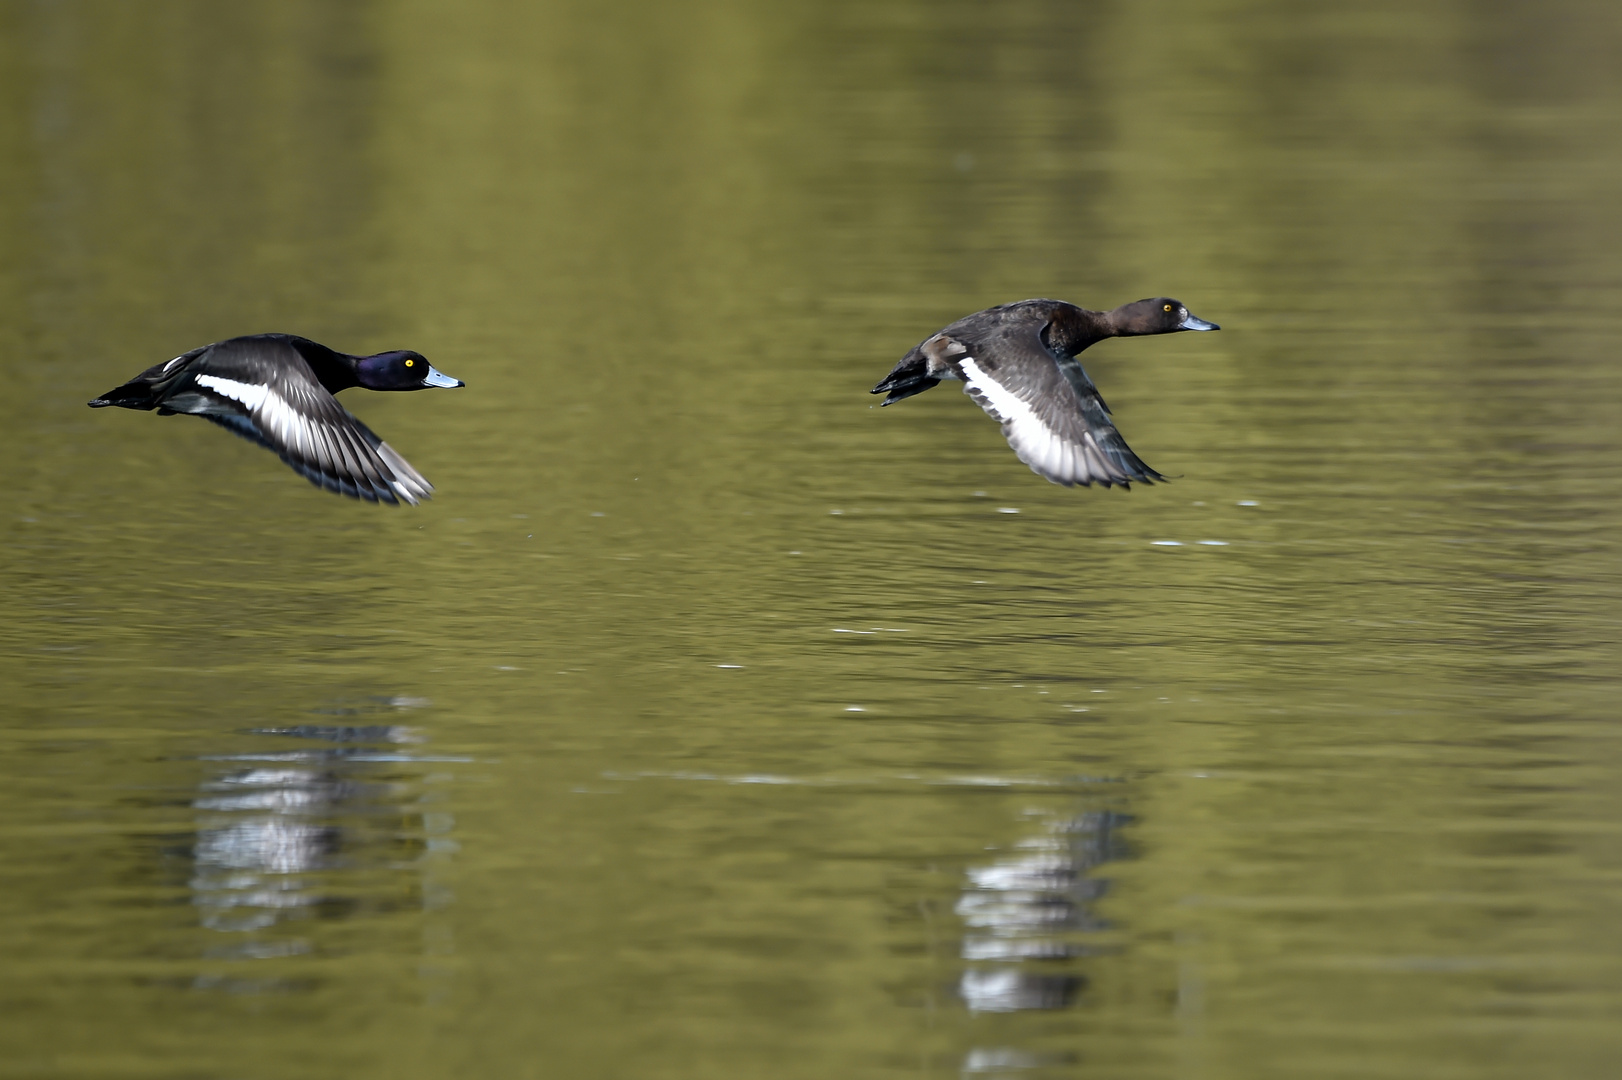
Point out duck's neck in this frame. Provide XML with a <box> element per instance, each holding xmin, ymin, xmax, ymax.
<box><xmin>1043</xmin><ymin>303</ymin><xmax>1117</xmax><ymax>356</ymax></box>
<box><xmin>286</xmin><ymin>336</ymin><xmax>362</xmax><ymax>392</ymax></box>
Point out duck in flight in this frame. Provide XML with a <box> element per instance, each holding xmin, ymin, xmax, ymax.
<box><xmin>89</xmin><ymin>333</ymin><xmax>464</xmax><ymax>505</ymax></box>
<box><xmin>872</xmin><ymin>298</ymin><xmax>1219</xmax><ymax>488</ymax></box>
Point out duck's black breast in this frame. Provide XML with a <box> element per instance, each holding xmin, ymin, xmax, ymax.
<box><xmin>137</xmin><ymin>336</ymin><xmax>432</xmax><ymax>504</ymax></box>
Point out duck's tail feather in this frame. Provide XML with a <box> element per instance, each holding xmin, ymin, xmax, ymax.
<box><xmin>88</xmin><ymin>379</ymin><xmax>159</xmax><ymax>410</ymax></box>
<box><xmin>870</xmin><ymin>358</ymin><xmax>939</xmax><ymax>406</ymax></box>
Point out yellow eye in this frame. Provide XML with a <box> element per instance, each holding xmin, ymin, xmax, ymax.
<box><xmin>1163</xmin><ymin>304</ymin><xmax>1173</xmax><ymax>311</ymax></box>
<box><xmin>405</xmin><ymin>358</ymin><xmax>415</xmax><ymax>367</ymax></box>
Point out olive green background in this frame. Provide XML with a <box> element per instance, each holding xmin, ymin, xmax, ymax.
<box><xmin>3</xmin><ymin>1</ymin><xmax>1621</xmax><ymax>1077</ymax></box>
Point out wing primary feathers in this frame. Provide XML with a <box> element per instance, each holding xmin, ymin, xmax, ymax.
<box><xmin>334</xmin><ymin>425</ymin><xmax>390</xmax><ymax>504</ymax></box>
<box><xmin>949</xmin><ymin>334</ymin><xmax>1166</xmax><ymax>488</ymax></box>
<box><xmin>376</xmin><ymin>441</ymin><xmax>432</xmax><ymax>504</ymax></box>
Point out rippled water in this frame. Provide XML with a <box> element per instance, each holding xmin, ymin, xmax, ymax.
<box><xmin>4</xmin><ymin>1</ymin><xmax>1622</xmax><ymax>1077</ymax></box>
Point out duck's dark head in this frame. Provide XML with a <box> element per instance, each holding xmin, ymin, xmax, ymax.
<box><xmin>1110</xmin><ymin>298</ymin><xmax>1220</xmax><ymax>336</ymax></box>
<box><xmin>355</xmin><ymin>350</ymin><xmax>465</xmax><ymax>391</ymax></box>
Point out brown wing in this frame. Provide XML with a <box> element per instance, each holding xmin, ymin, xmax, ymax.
<box><xmin>953</xmin><ymin>325</ymin><xmax>1163</xmax><ymax>488</ymax></box>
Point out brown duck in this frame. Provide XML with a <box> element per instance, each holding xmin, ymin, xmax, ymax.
<box><xmin>872</xmin><ymin>298</ymin><xmax>1219</xmax><ymax>488</ymax></box>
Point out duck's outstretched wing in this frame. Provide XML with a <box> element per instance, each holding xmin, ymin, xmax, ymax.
<box><xmin>173</xmin><ymin>339</ymin><xmax>434</xmax><ymax>505</ymax></box>
<box><xmin>953</xmin><ymin>325</ymin><xmax>1163</xmax><ymax>489</ymax></box>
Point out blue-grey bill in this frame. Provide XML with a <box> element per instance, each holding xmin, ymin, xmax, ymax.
<box><xmin>1180</xmin><ymin>313</ymin><xmax>1220</xmax><ymax>331</ymax></box>
<box><xmin>423</xmin><ymin>366</ymin><xmax>464</xmax><ymax>388</ymax></box>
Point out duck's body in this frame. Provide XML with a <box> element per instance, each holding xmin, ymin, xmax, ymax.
<box><xmin>871</xmin><ymin>298</ymin><xmax>1218</xmax><ymax>488</ymax></box>
<box><xmin>89</xmin><ymin>333</ymin><xmax>464</xmax><ymax>505</ymax></box>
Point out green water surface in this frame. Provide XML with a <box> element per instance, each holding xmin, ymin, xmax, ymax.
<box><xmin>3</xmin><ymin>1</ymin><xmax>1622</xmax><ymax>1077</ymax></box>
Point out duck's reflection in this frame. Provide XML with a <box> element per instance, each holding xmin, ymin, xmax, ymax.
<box><xmin>184</xmin><ymin>716</ymin><xmax>459</xmax><ymax>979</ymax></box>
<box><xmin>956</xmin><ymin>809</ymin><xmax>1127</xmax><ymax>1013</ymax></box>
<box><xmin>192</xmin><ymin>766</ymin><xmax>360</xmax><ymax>932</ymax></box>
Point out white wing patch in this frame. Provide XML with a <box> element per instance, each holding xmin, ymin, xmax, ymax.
<box><xmin>956</xmin><ymin>356</ymin><xmax>1138</xmax><ymax>486</ymax></box>
<box><xmin>195</xmin><ymin>373</ymin><xmax>305</xmax><ymax>448</ymax></box>
<box><xmin>195</xmin><ymin>373</ymin><xmax>268</xmax><ymax>410</ymax></box>
<box><xmin>957</xmin><ymin>358</ymin><xmax>1027</xmax><ymax>425</ymax></box>
<box><xmin>192</xmin><ymin>370</ymin><xmax>433</xmax><ymax>506</ymax></box>
<box><xmin>959</xmin><ymin>357</ymin><xmax>1072</xmax><ymax>482</ymax></box>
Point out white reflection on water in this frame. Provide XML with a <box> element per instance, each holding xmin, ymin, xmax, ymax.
<box><xmin>960</xmin><ymin>1046</ymin><xmax>1067</xmax><ymax>1074</ymax></box>
<box><xmin>187</xmin><ymin>723</ymin><xmax>453</xmax><ymax>948</ymax></box>
<box><xmin>956</xmin><ymin>810</ymin><xmax>1125</xmax><ymax>1013</ymax></box>
<box><xmin>190</xmin><ymin>767</ymin><xmax>350</xmax><ymax>931</ymax></box>
<box><xmin>608</xmin><ymin>770</ymin><xmax>1111</xmax><ymax>790</ymax></box>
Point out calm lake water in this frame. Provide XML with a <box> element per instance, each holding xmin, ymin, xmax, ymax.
<box><xmin>3</xmin><ymin>1</ymin><xmax>1622</xmax><ymax>1077</ymax></box>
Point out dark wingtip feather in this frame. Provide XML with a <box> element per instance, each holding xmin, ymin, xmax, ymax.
<box><xmin>873</xmin><ymin>378</ymin><xmax>939</xmax><ymax>407</ymax></box>
<box><xmin>1091</xmin><ymin>427</ymin><xmax>1165</xmax><ymax>488</ymax></box>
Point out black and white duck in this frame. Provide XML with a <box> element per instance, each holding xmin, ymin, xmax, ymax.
<box><xmin>89</xmin><ymin>333</ymin><xmax>464</xmax><ymax>505</ymax></box>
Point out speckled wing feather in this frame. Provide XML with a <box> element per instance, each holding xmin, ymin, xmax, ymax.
<box><xmin>177</xmin><ymin>339</ymin><xmax>434</xmax><ymax>505</ymax></box>
<box><xmin>952</xmin><ymin>325</ymin><xmax>1163</xmax><ymax>489</ymax></box>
